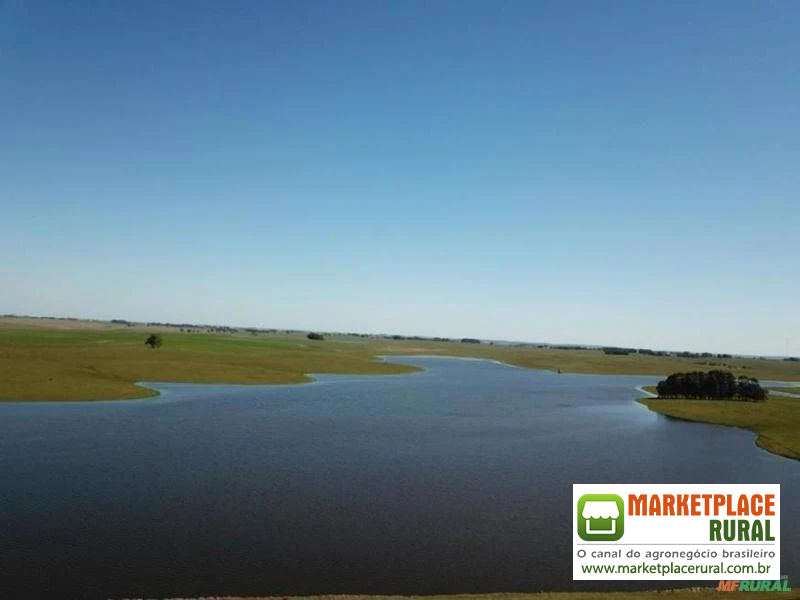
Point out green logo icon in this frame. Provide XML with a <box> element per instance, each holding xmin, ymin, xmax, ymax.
<box><xmin>577</xmin><ymin>494</ymin><xmax>625</xmax><ymax>541</ymax></box>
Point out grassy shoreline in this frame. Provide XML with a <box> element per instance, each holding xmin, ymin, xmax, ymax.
<box><xmin>638</xmin><ymin>387</ymin><xmax>800</xmax><ymax>461</ymax></box>
<box><xmin>2</xmin><ymin>317</ymin><xmax>800</xmax><ymax>402</ymax></box>
<box><xmin>767</xmin><ymin>386</ymin><xmax>800</xmax><ymax>396</ymax></box>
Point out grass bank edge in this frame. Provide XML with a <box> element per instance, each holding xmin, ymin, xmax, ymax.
<box><xmin>0</xmin><ymin>356</ymin><xmax>421</xmax><ymax>403</ymax></box>
<box><xmin>638</xmin><ymin>387</ymin><xmax>800</xmax><ymax>461</ymax></box>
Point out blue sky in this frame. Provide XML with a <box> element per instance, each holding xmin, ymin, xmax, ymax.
<box><xmin>1</xmin><ymin>1</ymin><xmax>798</xmax><ymax>355</ymax></box>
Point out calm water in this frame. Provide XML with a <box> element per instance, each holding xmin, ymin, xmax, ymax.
<box><xmin>0</xmin><ymin>356</ymin><xmax>797</xmax><ymax>599</ymax></box>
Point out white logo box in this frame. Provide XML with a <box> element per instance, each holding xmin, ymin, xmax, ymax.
<box><xmin>573</xmin><ymin>484</ymin><xmax>780</xmax><ymax>580</ymax></box>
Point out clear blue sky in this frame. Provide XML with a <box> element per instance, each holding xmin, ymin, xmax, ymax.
<box><xmin>1</xmin><ymin>1</ymin><xmax>798</xmax><ymax>355</ymax></box>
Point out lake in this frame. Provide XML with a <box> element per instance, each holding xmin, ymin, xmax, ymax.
<box><xmin>0</xmin><ymin>356</ymin><xmax>797</xmax><ymax>599</ymax></box>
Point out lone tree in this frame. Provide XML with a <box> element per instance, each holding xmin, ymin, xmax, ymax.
<box><xmin>145</xmin><ymin>333</ymin><xmax>163</xmax><ymax>349</ymax></box>
<box><xmin>307</xmin><ymin>332</ymin><xmax>324</xmax><ymax>341</ymax></box>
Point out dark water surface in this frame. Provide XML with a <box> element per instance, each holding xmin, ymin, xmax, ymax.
<box><xmin>0</xmin><ymin>356</ymin><xmax>797</xmax><ymax>599</ymax></box>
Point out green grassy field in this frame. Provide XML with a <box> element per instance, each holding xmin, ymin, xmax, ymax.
<box><xmin>0</xmin><ymin>326</ymin><xmax>421</xmax><ymax>401</ymax></box>
<box><xmin>2</xmin><ymin>317</ymin><xmax>800</xmax><ymax>401</ymax></box>
<box><xmin>163</xmin><ymin>592</ymin><xmax>799</xmax><ymax>600</ymax></box>
<box><xmin>639</xmin><ymin>387</ymin><xmax>800</xmax><ymax>461</ymax></box>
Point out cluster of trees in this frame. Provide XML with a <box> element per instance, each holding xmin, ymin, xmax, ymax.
<box><xmin>603</xmin><ymin>346</ymin><xmax>635</xmax><ymax>355</ymax></box>
<box><xmin>380</xmin><ymin>334</ymin><xmax>459</xmax><ymax>342</ymax></box>
<box><xmin>147</xmin><ymin>321</ymin><xmax>204</xmax><ymax>329</ymax></box>
<box><xmin>673</xmin><ymin>351</ymin><xmax>732</xmax><ymax>359</ymax></box>
<box><xmin>144</xmin><ymin>322</ymin><xmax>252</xmax><ymax>334</ymax></box>
<box><xmin>637</xmin><ymin>348</ymin><xmax>669</xmax><ymax>356</ymax></box>
<box><xmin>307</xmin><ymin>332</ymin><xmax>324</xmax><ymax>341</ymax></box>
<box><xmin>656</xmin><ymin>370</ymin><xmax>766</xmax><ymax>402</ymax></box>
<box><xmin>460</xmin><ymin>338</ymin><xmax>481</xmax><ymax>344</ymax></box>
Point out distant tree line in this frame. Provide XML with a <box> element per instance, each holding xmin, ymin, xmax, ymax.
<box><xmin>550</xmin><ymin>345</ymin><xmax>589</xmax><ymax>350</ymax></box>
<box><xmin>460</xmin><ymin>338</ymin><xmax>481</xmax><ymax>344</ymax></box>
<box><xmin>601</xmin><ymin>347</ymin><xmax>737</xmax><ymax>359</ymax></box>
<box><xmin>637</xmin><ymin>348</ymin><xmax>670</xmax><ymax>356</ymax></box>
<box><xmin>656</xmin><ymin>370</ymin><xmax>766</xmax><ymax>402</ymax></box>
<box><xmin>603</xmin><ymin>346</ymin><xmax>636</xmax><ymax>355</ymax></box>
